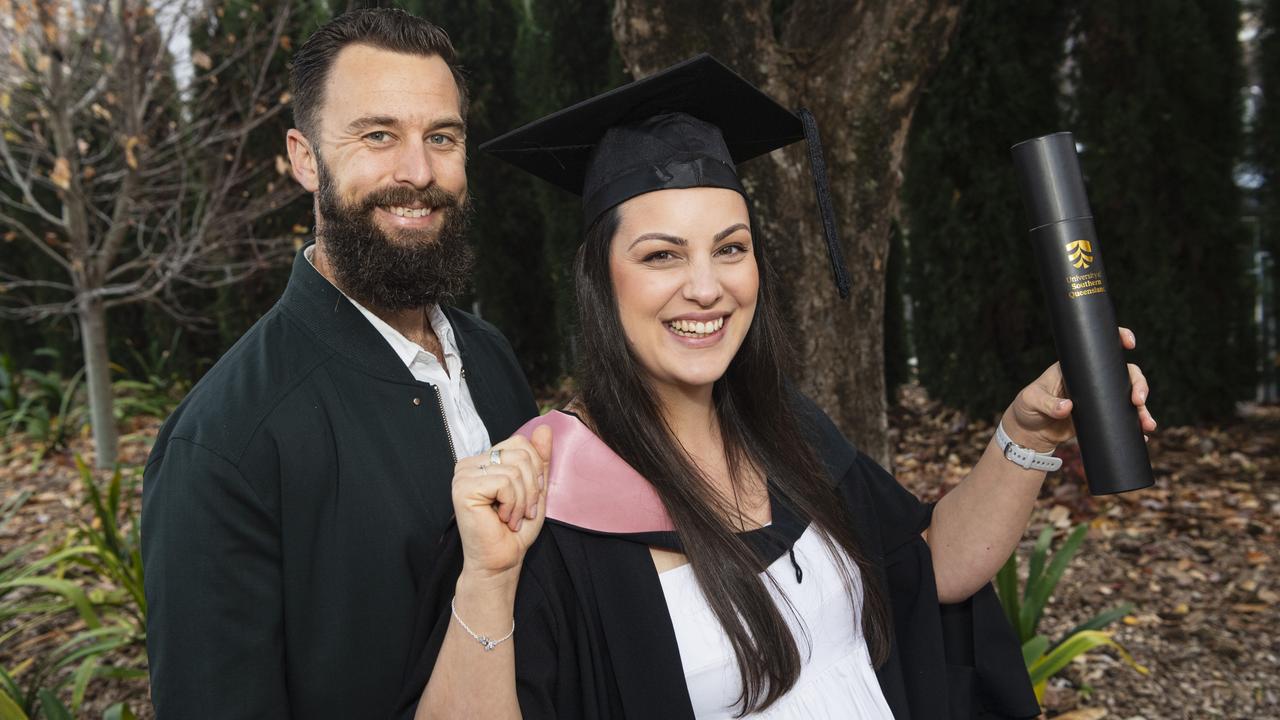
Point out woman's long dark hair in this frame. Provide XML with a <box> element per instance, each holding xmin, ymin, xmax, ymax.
<box><xmin>574</xmin><ymin>203</ymin><xmax>891</xmax><ymax>715</ymax></box>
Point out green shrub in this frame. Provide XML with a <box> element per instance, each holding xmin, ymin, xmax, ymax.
<box><xmin>995</xmin><ymin>522</ymin><xmax>1148</xmax><ymax>704</ymax></box>
<box><xmin>0</xmin><ymin>349</ymin><xmax>86</xmax><ymax>460</ymax></box>
<box><xmin>0</xmin><ymin>459</ymin><xmax>145</xmax><ymax>718</ymax></box>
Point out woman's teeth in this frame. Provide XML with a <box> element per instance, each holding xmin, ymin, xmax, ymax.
<box><xmin>386</xmin><ymin>206</ymin><xmax>432</xmax><ymax>218</ymax></box>
<box><xmin>667</xmin><ymin>317</ymin><xmax>725</xmax><ymax>337</ymax></box>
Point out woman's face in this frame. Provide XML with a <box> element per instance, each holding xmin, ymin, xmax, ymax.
<box><xmin>609</xmin><ymin>187</ymin><xmax>759</xmax><ymax>397</ymax></box>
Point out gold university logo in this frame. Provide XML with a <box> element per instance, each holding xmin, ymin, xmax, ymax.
<box><xmin>1066</xmin><ymin>240</ymin><xmax>1093</xmax><ymax>269</ymax></box>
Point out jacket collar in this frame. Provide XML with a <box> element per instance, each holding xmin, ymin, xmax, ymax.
<box><xmin>278</xmin><ymin>243</ymin><xmax>452</xmax><ymax>385</ymax></box>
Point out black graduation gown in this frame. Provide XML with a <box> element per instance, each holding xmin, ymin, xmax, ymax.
<box><xmin>399</xmin><ymin>399</ymin><xmax>1039</xmax><ymax>719</ymax></box>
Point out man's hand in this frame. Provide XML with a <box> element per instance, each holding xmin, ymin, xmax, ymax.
<box><xmin>451</xmin><ymin>425</ymin><xmax>553</xmax><ymax>580</ymax></box>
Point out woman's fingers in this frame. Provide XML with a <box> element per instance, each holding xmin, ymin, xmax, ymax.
<box><xmin>1127</xmin><ymin>362</ymin><xmax>1157</xmax><ymax>432</ymax></box>
<box><xmin>493</xmin><ymin>438</ymin><xmax>544</xmax><ymax>522</ymax></box>
<box><xmin>1023</xmin><ymin>363</ymin><xmax>1071</xmax><ymax>419</ymax></box>
<box><xmin>452</xmin><ymin>428</ymin><xmax>556</xmax><ymax>536</ymax></box>
<box><xmin>453</xmin><ymin>462</ymin><xmax>524</xmax><ymax>529</ymax></box>
<box><xmin>1119</xmin><ymin>326</ymin><xmax>1136</xmax><ymax>350</ymax></box>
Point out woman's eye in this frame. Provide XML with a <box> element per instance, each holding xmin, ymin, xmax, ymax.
<box><xmin>643</xmin><ymin>250</ymin><xmax>675</xmax><ymax>263</ymax></box>
<box><xmin>717</xmin><ymin>243</ymin><xmax>748</xmax><ymax>256</ymax></box>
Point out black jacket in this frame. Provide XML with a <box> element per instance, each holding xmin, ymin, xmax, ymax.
<box><xmin>142</xmin><ymin>247</ymin><xmax>538</xmax><ymax>719</ymax></box>
<box><xmin>400</xmin><ymin>398</ymin><xmax>1040</xmax><ymax>719</ymax></box>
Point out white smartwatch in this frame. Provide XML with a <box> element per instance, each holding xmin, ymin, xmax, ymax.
<box><xmin>995</xmin><ymin>422</ymin><xmax>1062</xmax><ymax>472</ymax></box>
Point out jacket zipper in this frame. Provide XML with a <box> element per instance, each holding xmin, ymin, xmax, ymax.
<box><xmin>431</xmin><ymin>383</ymin><xmax>457</xmax><ymax>464</ymax></box>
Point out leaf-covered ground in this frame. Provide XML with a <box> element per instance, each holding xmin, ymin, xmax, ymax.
<box><xmin>891</xmin><ymin>385</ymin><xmax>1280</xmax><ymax>719</ymax></box>
<box><xmin>2</xmin><ymin>386</ymin><xmax>1277</xmax><ymax>718</ymax></box>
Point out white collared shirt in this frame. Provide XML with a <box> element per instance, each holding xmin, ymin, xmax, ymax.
<box><xmin>305</xmin><ymin>246</ymin><xmax>492</xmax><ymax>460</ymax></box>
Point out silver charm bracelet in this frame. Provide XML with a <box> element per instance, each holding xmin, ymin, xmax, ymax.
<box><xmin>451</xmin><ymin>596</ymin><xmax>515</xmax><ymax>651</ymax></box>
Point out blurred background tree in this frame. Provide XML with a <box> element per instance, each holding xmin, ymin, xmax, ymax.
<box><xmin>1071</xmin><ymin>0</ymin><xmax>1254</xmax><ymax>424</ymax></box>
<box><xmin>0</xmin><ymin>0</ymin><xmax>308</xmax><ymax>466</ymax></box>
<box><xmin>902</xmin><ymin>0</ymin><xmax>1068</xmax><ymax>421</ymax></box>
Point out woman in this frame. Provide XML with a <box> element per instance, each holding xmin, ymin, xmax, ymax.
<box><xmin>403</xmin><ymin>55</ymin><xmax>1156</xmax><ymax>719</ymax></box>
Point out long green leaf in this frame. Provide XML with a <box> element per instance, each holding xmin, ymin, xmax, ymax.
<box><xmin>102</xmin><ymin>703</ymin><xmax>137</xmax><ymax>720</ymax></box>
<box><xmin>994</xmin><ymin>553</ymin><xmax>1021</xmax><ymax>639</ymax></box>
<box><xmin>0</xmin><ymin>688</ymin><xmax>27</xmax><ymax>720</ymax></box>
<box><xmin>1021</xmin><ymin>634</ymin><xmax>1049</xmax><ymax>667</ymax></box>
<box><xmin>69</xmin><ymin>657</ymin><xmax>99</xmax><ymax>710</ymax></box>
<box><xmin>35</xmin><ymin>691</ymin><xmax>72</xmax><ymax>720</ymax></box>
<box><xmin>0</xmin><ymin>579</ymin><xmax>101</xmax><ymax>630</ymax></box>
<box><xmin>1027</xmin><ymin>630</ymin><xmax>1149</xmax><ymax>687</ymax></box>
<box><xmin>1023</xmin><ymin>524</ymin><xmax>1055</xmax><ymax>601</ymax></box>
<box><xmin>1054</xmin><ymin>602</ymin><xmax>1134</xmax><ymax>650</ymax></box>
<box><xmin>1020</xmin><ymin>523</ymin><xmax>1089</xmax><ymax>638</ymax></box>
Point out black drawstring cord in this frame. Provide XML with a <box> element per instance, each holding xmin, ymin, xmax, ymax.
<box><xmin>798</xmin><ymin>107</ymin><xmax>852</xmax><ymax>300</ymax></box>
<box><xmin>788</xmin><ymin>547</ymin><xmax>804</xmax><ymax>584</ymax></box>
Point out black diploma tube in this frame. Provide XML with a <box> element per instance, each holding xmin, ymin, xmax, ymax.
<box><xmin>1011</xmin><ymin>132</ymin><xmax>1153</xmax><ymax>495</ymax></box>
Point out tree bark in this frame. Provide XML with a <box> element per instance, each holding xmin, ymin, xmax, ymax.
<box><xmin>611</xmin><ymin>0</ymin><xmax>963</xmax><ymax>465</ymax></box>
<box><xmin>78</xmin><ymin>295</ymin><xmax>118</xmax><ymax>469</ymax></box>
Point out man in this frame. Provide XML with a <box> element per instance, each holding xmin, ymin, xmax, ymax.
<box><xmin>142</xmin><ymin>9</ymin><xmax>548</xmax><ymax>718</ymax></box>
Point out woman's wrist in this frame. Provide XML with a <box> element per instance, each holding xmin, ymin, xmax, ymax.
<box><xmin>999</xmin><ymin>407</ymin><xmax>1059</xmax><ymax>454</ymax></box>
<box><xmin>456</xmin><ymin>564</ymin><xmax>521</xmax><ymax>607</ymax></box>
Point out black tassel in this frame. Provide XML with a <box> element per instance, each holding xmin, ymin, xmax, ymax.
<box><xmin>798</xmin><ymin>107</ymin><xmax>852</xmax><ymax>299</ymax></box>
<box><xmin>788</xmin><ymin>547</ymin><xmax>804</xmax><ymax>584</ymax></box>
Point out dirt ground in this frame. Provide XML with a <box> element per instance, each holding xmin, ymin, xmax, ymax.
<box><xmin>2</xmin><ymin>385</ymin><xmax>1278</xmax><ymax>718</ymax></box>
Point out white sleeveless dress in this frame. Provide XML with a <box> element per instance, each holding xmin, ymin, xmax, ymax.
<box><xmin>658</xmin><ymin>526</ymin><xmax>894</xmax><ymax>719</ymax></box>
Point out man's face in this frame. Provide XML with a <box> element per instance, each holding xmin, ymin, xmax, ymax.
<box><xmin>307</xmin><ymin>45</ymin><xmax>473</xmax><ymax>309</ymax></box>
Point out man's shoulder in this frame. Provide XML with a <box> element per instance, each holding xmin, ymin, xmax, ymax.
<box><xmin>443</xmin><ymin>305</ymin><xmax>516</xmax><ymax>350</ymax></box>
<box><xmin>150</xmin><ymin>303</ymin><xmax>333</xmax><ymax>468</ymax></box>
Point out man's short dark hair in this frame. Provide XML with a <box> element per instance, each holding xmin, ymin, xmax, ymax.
<box><xmin>289</xmin><ymin>8</ymin><xmax>468</xmax><ymax>140</ymax></box>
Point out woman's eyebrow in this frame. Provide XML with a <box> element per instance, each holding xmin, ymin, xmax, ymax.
<box><xmin>628</xmin><ymin>223</ymin><xmax>749</xmax><ymax>251</ymax></box>
<box><xmin>628</xmin><ymin>233</ymin><xmax>687</xmax><ymax>250</ymax></box>
<box><xmin>714</xmin><ymin>223</ymin><xmax>750</xmax><ymax>242</ymax></box>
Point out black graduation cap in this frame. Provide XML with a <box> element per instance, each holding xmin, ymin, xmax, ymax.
<box><xmin>480</xmin><ymin>53</ymin><xmax>851</xmax><ymax>298</ymax></box>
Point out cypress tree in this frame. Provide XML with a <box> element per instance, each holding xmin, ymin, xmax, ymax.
<box><xmin>512</xmin><ymin>0</ymin><xmax>626</xmax><ymax>376</ymax></box>
<box><xmin>1257</xmin><ymin>0</ymin><xmax>1280</xmax><ymax>398</ymax></box>
<box><xmin>902</xmin><ymin>0</ymin><xmax>1069</xmax><ymax>419</ymax></box>
<box><xmin>1073</xmin><ymin>0</ymin><xmax>1254</xmax><ymax>423</ymax></box>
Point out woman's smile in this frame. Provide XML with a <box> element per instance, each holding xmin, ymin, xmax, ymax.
<box><xmin>664</xmin><ymin>313</ymin><xmax>730</xmax><ymax>345</ymax></box>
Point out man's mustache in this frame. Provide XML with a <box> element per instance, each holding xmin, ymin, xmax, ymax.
<box><xmin>353</xmin><ymin>184</ymin><xmax>462</xmax><ymax>213</ymax></box>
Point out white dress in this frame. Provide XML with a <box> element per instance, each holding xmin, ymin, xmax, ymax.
<box><xmin>658</xmin><ymin>526</ymin><xmax>894</xmax><ymax>719</ymax></box>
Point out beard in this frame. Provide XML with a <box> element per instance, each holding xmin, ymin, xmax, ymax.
<box><xmin>315</xmin><ymin>159</ymin><xmax>475</xmax><ymax>311</ymax></box>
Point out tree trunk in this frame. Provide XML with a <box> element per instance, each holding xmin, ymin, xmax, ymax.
<box><xmin>78</xmin><ymin>296</ymin><xmax>118</xmax><ymax>469</ymax></box>
<box><xmin>611</xmin><ymin>0</ymin><xmax>963</xmax><ymax>466</ymax></box>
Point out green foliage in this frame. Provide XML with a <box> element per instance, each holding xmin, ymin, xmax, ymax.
<box><xmin>0</xmin><ymin>349</ymin><xmax>86</xmax><ymax>459</ymax></box>
<box><xmin>0</xmin><ymin>461</ymin><xmax>146</xmax><ymax>717</ymax></box>
<box><xmin>110</xmin><ymin>330</ymin><xmax>190</xmax><ymax>423</ymax></box>
<box><xmin>996</xmin><ymin>523</ymin><xmax>1147</xmax><ymax>704</ymax></box>
<box><xmin>902</xmin><ymin>0</ymin><xmax>1068</xmax><ymax>420</ymax></box>
<box><xmin>1072</xmin><ymin>0</ymin><xmax>1254</xmax><ymax>423</ymax></box>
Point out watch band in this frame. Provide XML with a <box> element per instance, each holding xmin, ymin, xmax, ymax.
<box><xmin>995</xmin><ymin>422</ymin><xmax>1063</xmax><ymax>472</ymax></box>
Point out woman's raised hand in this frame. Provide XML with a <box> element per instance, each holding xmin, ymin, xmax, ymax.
<box><xmin>1004</xmin><ymin>327</ymin><xmax>1157</xmax><ymax>451</ymax></box>
<box><xmin>451</xmin><ymin>425</ymin><xmax>553</xmax><ymax>580</ymax></box>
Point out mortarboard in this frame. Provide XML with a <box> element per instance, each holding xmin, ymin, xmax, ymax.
<box><xmin>481</xmin><ymin>53</ymin><xmax>852</xmax><ymax>298</ymax></box>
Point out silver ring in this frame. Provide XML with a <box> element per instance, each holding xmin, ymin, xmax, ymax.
<box><xmin>489</xmin><ymin>448</ymin><xmax>503</xmax><ymax>465</ymax></box>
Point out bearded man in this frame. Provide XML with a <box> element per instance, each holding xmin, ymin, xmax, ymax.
<box><xmin>142</xmin><ymin>9</ymin><xmax>548</xmax><ymax>718</ymax></box>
